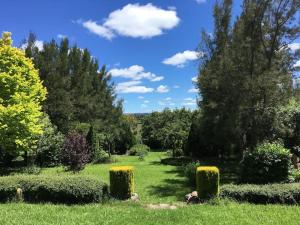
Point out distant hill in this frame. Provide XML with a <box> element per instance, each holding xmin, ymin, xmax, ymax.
<box><xmin>126</xmin><ymin>113</ymin><xmax>150</xmax><ymax>118</ymax></box>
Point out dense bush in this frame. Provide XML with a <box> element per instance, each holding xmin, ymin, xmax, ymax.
<box><xmin>109</xmin><ymin>166</ymin><xmax>134</xmax><ymax>199</ymax></box>
<box><xmin>0</xmin><ymin>175</ymin><xmax>108</xmax><ymax>204</ymax></box>
<box><xmin>137</xmin><ymin>149</ymin><xmax>148</xmax><ymax>161</ymax></box>
<box><xmin>36</xmin><ymin>115</ymin><xmax>64</xmax><ymax>167</ymax></box>
<box><xmin>93</xmin><ymin>150</ymin><xmax>110</xmax><ymax>163</ymax></box>
<box><xmin>196</xmin><ymin>166</ymin><xmax>220</xmax><ymax>199</ymax></box>
<box><xmin>291</xmin><ymin>169</ymin><xmax>300</xmax><ymax>182</ymax></box>
<box><xmin>128</xmin><ymin>144</ymin><xmax>150</xmax><ymax>156</ymax></box>
<box><xmin>60</xmin><ymin>133</ymin><xmax>90</xmax><ymax>172</ymax></box>
<box><xmin>184</xmin><ymin>161</ymin><xmax>201</xmax><ymax>186</ymax></box>
<box><xmin>221</xmin><ymin>183</ymin><xmax>300</xmax><ymax>204</ymax></box>
<box><xmin>240</xmin><ymin>142</ymin><xmax>291</xmax><ymax>184</ymax></box>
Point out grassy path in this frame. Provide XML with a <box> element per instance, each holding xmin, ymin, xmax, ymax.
<box><xmin>42</xmin><ymin>152</ymin><xmax>191</xmax><ymax>203</ymax></box>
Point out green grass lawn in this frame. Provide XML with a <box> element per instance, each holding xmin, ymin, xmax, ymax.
<box><xmin>41</xmin><ymin>152</ymin><xmax>191</xmax><ymax>203</ymax></box>
<box><xmin>1</xmin><ymin>152</ymin><xmax>300</xmax><ymax>225</ymax></box>
<box><xmin>1</xmin><ymin>202</ymin><xmax>299</xmax><ymax>225</ymax></box>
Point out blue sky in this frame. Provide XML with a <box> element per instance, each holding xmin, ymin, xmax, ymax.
<box><xmin>1</xmin><ymin>0</ymin><xmax>298</xmax><ymax>113</ymax></box>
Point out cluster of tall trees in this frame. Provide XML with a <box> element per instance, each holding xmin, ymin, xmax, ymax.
<box><xmin>24</xmin><ymin>34</ymin><xmax>122</xmax><ymax>132</ymax></box>
<box><xmin>23</xmin><ymin>34</ymin><xmax>134</xmax><ymax>157</ymax></box>
<box><xmin>187</xmin><ymin>0</ymin><xmax>300</xmax><ymax>158</ymax></box>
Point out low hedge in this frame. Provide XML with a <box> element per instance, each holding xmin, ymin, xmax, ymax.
<box><xmin>221</xmin><ymin>183</ymin><xmax>300</xmax><ymax>204</ymax></box>
<box><xmin>0</xmin><ymin>175</ymin><xmax>108</xmax><ymax>204</ymax></box>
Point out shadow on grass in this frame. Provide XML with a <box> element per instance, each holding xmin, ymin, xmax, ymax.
<box><xmin>147</xmin><ymin>177</ymin><xmax>191</xmax><ymax>201</ymax></box>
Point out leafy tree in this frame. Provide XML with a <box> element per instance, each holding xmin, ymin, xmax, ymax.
<box><xmin>141</xmin><ymin>108</ymin><xmax>193</xmax><ymax>151</ymax></box>
<box><xmin>0</xmin><ymin>32</ymin><xmax>47</xmax><ymax>162</ymax></box>
<box><xmin>60</xmin><ymin>132</ymin><xmax>90</xmax><ymax>172</ymax></box>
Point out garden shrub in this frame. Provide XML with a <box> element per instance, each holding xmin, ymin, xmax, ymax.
<box><xmin>128</xmin><ymin>144</ymin><xmax>150</xmax><ymax>156</ymax></box>
<box><xmin>291</xmin><ymin>169</ymin><xmax>300</xmax><ymax>182</ymax></box>
<box><xmin>221</xmin><ymin>183</ymin><xmax>300</xmax><ymax>204</ymax></box>
<box><xmin>93</xmin><ymin>150</ymin><xmax>110</xmax><ymax>163</ymax></box>
<box><xmin>184</xmin><ymin>161</ymin><xmax>201</xmax><ymax>186</ymax></box>
<box><xmin>0</xmin><ymin>175</ymin><xmax>108</xmax><ymax>204</ymax></box>
<box><xmin>60</xmin><ymin>132</ymin><xmax>90</xmax><ymax>172</ymax></box>
<box><xmin>36</xmin><ymin>115</ymin><xmax>64</xmax><ymax>167</ymax></box>
<box><xmin>196</xmin><ymin>166</ymin><xmax>220</xmax><ymax>199</ymax></box>
<box><xmin>109</xmin><ymin>166</ymin><xmax>134</xmax><ymax>199</ymax></box>
<box><xmin>240</xmin><ymin>142</ymin><xmax>291</xmax><ymax>184</ymax></box>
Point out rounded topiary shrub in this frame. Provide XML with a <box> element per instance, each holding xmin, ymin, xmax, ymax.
<box><xmin>240</xmin><ymin>142</ymin><xmax>291</xmax><ymax>184</ymax></box>
<box><xmin>109</xmin><ymin>166</ymin><xmax>134</xmax><ymax>199</ymax></box>
<box><xmin>196</xmin><ymin>166</ymin><xmax>220</xmax><ymax>200</ymax></box>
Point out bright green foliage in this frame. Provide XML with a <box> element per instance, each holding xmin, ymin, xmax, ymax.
<box><xmin>196</xmin><ymin>166</ymin><xmax>220</xmax><ymax>199</ymax></box>
<box><xmin>109</xmin><ymin>166</ymin><xmax>134</xmax><ymax>199</ymax></box>
<box><xmin>221</xmin><ymin>183</ymin><xmax>300</xmax><ymax>204</ymax></box>
<box><xmin>240</xmin><ymin>142</ymin><xmax>291</xmax><ymax>184</ymax></box>
<box><xmin>0</xmin><ymin>32</ymin><xmax>47</xmax><ymax>158</ymax></box>
<box><xmin>0</xmin><ymin>175</ymin><xmax>108</xmax><ymax>204</ymax></box>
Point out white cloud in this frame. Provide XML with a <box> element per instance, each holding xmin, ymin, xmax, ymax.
<box><xmin>173</xmin><ymin>85</ymin><xmax>180</xmax><ymax>89</ymax></box>
<box><xmin>57</xmin><ymin>34</ymin><xmax>67</xmax><ymax>39</ymax></box>
<box><xmin>21</xmin><ymin>40</ymin><xmax>43</xmax><ymax>51</ymax></box>
<box><xmin>182</xmin><ymin>97</ymin><xmax>196</xmax><ymax>106</ymax></box>
<box><xmin>188</xmin><ymin>88</ymin><xmax>198</xmax><ymax>93</ymax></box>
<box><xmin>295</xmin><ymin>60</ymin><xmax>300</xmax><ymax>68</ymax></box>
<box><xmin>116</xmin><ymin>80</ymin><xmax>154</xmax><ymax>93</ymax></box>
<box><xmin>289</xmin><ymin>43</ymin><xmax>300</xmax><ymax>51</ymax></box>
<box><xmin>156</xmin><ymin>85</ymin><xmax>170</xmax><ymax>93</ymax></box>
<box><xmin>109</xmin><ymin>65</ymin><xmax>164</xmax><ymax>82</ymax></box>
<box><xmin>81</xmin><ymin>3</ymin><xmax>180</xmax><ymax>40</ymax></box>
<box><xmin>165</xmin><ymin>97</ymin><xmax>172</xmax><ymax>101</ymax></box>
<box><xmin>141</xmin><ymin>104</ymin><xmax>148</xmax><ymax>108</ymax></box>
<box><xmin>82</xmin><ymin>20</ymin><xmax>115</xmax><ymax>40</ymax></box>
<box><xmin>195</xmin><ymin>0</ymin><xmax>206</xmax><ymax>4</ymax></box>
<box><xmin>163</xmin><ymin>50</ymin><xmax>199</xmax><ymax>67</ymax></box>
<box><xmin>192</xmin><ymin>76</ymin><xmax>198</xmax><ymax>82</ymax></box>
<box><xmin>138</xmin><ymin>96</ymin><xmax>144</xmax><ymax>99</ymax></box>
<box><xmin>144</xmin><ymin>100</ymin><xmax>150</xmax><ymax>104</ymax></box>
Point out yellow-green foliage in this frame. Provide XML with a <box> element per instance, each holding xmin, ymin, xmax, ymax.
<box><xmin>0</xmin><ymin>32</ymin><xmax>47</xmax><ymax>156</ymax></box>
<box><xmin>109</xmin><ymin>166</ymin><xmax>134</xmax><ymax>199</ymax></box>
<box><xmin>196</xmin><ymin>166</ymin><xmax>219</xmax><ymax>199</ymax></box>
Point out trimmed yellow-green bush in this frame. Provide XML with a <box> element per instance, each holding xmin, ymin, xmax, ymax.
<box><xmin>109</xmin><ymin>166</ymin><xmax>134</xmax><ymax>199</ymax></box>
<box><xmin>196</xmin><ymin>166</ymin><xmax>219</xmax><ymax>199</ymax></box>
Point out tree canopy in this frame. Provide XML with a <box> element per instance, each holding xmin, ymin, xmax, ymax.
<box><xmin>0</xmin><ymin>32</ymin><xmax>47</xmax><ymax>159</ymax></box>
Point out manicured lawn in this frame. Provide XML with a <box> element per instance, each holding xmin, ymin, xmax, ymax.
<box><xmin>0</xmin><ymin>202</ymin><xmax>299</xmax><ymax>225</ymax></box>
<box><xmin>41</xmin><ymin>152</ymin><xmax>191</xmax><ymax>203</ymax></box>
<box><xmin>3</xmin><ymin>152</ymin><xmax>300</xmax><ymax>225</ymax></box>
